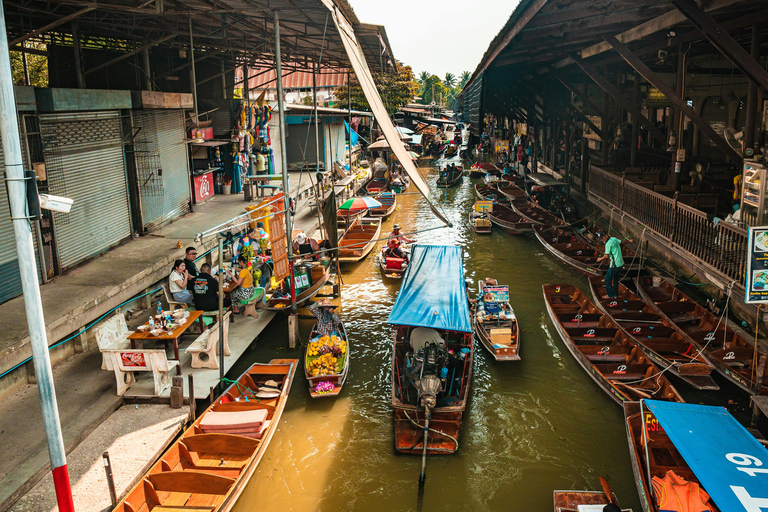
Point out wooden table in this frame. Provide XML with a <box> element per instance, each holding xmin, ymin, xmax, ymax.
<box><xmin>128</xmin><ymin>311</ymin><xmax>206</xmax><ymax>374</ymax></box>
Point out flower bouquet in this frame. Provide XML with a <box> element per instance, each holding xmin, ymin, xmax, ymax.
<box><xmin>315</xmin><ymin>381</ymin><xmax>335</xmax><ymax>394</ymax></box>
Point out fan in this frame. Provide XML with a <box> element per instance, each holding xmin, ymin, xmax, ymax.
<box><xmin>724</xmin><ymin>127</ymin><xmax>744</xmax><ymax>158</ymax></box>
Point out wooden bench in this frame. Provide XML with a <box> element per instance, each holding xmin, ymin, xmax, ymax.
<box><xmin>103</xmin><ymin>349</ymin><xmax>180</xmax><ymax>396</ymax></box>
<box><xmin>186</xmin><ymin>312</ymin><xmax>231</xmax><ymax>369</ymax></box>
<box><xmin>239</xmin><ymin>287</ymin><xmax>265</xmax><ymax>319</ymax></box>
<box><xmin>95</xmin><ymin>313</ymin><xmax>137</xmax><ymax>371</ymax></box>
<box><xmin>163</xmin><ymin>283</ymin><xmax>190</xmax><ymax>311</ymax></box>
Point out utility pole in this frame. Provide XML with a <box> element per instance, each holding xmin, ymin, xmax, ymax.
<box><xmin>0</xmin><ymin>4</ymin><xmax>74</xmax><ymax>511</ymax></box>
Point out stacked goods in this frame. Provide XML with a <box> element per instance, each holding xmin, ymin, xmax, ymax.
<box><xmin>306</xmin><ymin>334</ymin><xmax>347</xmax><ymax>376</ymax></box>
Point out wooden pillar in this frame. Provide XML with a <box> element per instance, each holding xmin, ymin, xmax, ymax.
<box><xmin>551</xmin><ymin>116</ymin><xmax>559</xmax><ymax>170</ymax></box>
<box><xmin>221</xmin><ymin>60</ymin><xmax>227</xmax><ymax>100</ymax></box>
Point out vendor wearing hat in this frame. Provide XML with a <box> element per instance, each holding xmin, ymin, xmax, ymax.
<box><xmin>308</xmin><ymin>298</ymin><xmax>341</xmax><ymax>337</ymax></box>
<box><xmin>388</xmin><ymin>224</ymin><xmax>415</xmax><ymax>246</ymax></box>
<box><xmin>293</xmin><ymin>232</ymin><xmax>320</xmax><ymax>260</ymax></box>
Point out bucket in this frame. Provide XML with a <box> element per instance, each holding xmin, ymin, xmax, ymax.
<box><xmin>222</xmin><ymin>184</ymin><xmax>232</xmax><ymax>195</ymax></box>
<box><xmin>293</xmin><ymin>264</ymin><xmax>311</xmax><ymax>294</ymax></box>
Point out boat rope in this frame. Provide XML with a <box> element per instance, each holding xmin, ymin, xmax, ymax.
<box><xmin>403</xmin><ymin>409</ymin><xmax>459</xmax><ymax>451</ymax></box>
<box><xmin>219</xmin><ymin>378</ymin><xmax>260</xmax><ymax>402</ymax></box>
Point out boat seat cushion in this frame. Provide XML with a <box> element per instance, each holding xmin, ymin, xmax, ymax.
<box><xmin>199</xmin><ymin>409</ymin><xmax>268</xmax><ymax>432</ymax></box>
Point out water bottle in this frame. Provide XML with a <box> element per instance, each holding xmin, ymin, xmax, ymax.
<box><xmin>148</xmin><ymin>316</ymin><xmax>154</xmax><ymax>329</ymax></box>
<box><xmin>157</xmin><ymin>301</ymin><xmax>163</xmax><ymax>318</ymax></box>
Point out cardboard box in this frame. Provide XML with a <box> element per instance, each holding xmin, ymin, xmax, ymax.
<box><xmin>32</xmin><ymin>162</ymin><xmax>46</xmax><ymax>181</ymax></box>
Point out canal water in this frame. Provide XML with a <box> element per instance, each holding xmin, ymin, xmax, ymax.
<box><xmin>229</xmin><ymin>163</ymin><xmax>744</xmax><ymax>512</ymax></box>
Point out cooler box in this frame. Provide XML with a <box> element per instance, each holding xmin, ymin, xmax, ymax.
<box><xmin>385</xmin><ymin>257</ymin><xmax>405</xmax><ymax>270</ymax></box>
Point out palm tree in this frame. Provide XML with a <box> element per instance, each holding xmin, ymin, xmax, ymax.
<box><xmin>459</xmin><ymin>71</ymin><xmax>471</xmax><ymax>88</ymax></box>
<box><xmin>444</xmin><ymin>72</ymin><xmax>456</xmax><ymax>88</ymax></box>
<box><xmin>417</xmin><ymin>71</ymin><xmax>430</xmax><ymax>85</ymax></box>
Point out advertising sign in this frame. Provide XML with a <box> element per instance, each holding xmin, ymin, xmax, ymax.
<box><xmin>494</xmin><ymin>140</ymin><xmax>509</xmax><ymax>154</ymax></box>
<box><xmin>192</xmin><ymin>172</ymin><xmax>214</xmax><ymax>204</ymax></box>
<box><xmin>745</xmin><ymin>226</ymin><xmax>768</xmax><ymax>303</ymax></box>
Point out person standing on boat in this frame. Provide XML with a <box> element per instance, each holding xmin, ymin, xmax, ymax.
<box><xmin>308</xmin><ymin>298</ymin><xmax>341</xmax><ymax>337</ymax></box>
<box><xmin>596</xmin><ymin>234</ymin><xmax>633</xmax><ymax>299</ymax></box>
<box><xmin>388</xmin><ymin>224</ymin><xmax>414</xmax><ymax>246</ymax></box>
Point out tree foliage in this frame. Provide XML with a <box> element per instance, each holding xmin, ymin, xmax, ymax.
<box><xmin>443</xmin><ymin>73</ymin><xmax>456</xmax><ymax>88</ymax></box>
<box><xmin>333</xmin><ymin>61</ymin><xmax>417</xmax><ymax>115</ymax></box>
<box><xmin>10</xmin><ymin>44</ymin><xmax>48</xmax><ymax>87</ymax></box>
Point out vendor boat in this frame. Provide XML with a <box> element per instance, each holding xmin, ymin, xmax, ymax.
<box><xmin>390</xmin><ymin>245</ymin><xmax>473</xmax><ymax>456</ymax></box>
<box><xmin>266</xmin><ymin>260</ymin><xmax>332</xmax><ymax>312</ymax></box>
<box><xmin>338</xmin><ymin>216</ymin><xmax>382</xmax><ymax>263</ymax></box>
<box><xmin>368</xmin><ymin>192</ymin><xmax>397</xmax><ymax>219</ymax></box>
<box><xmin>304</xmin><ymin>323</ymin><xmax>350</xmax><ymax>398</ymax></box>
<box><xmin>379</xmin><ymin>245</ymin><xmax>410</xmax><ymax>279</ymax></box>
<box><xmin>436</xmin><ymin>163</ymin><xmax>463</xmax><ymax>188</ymax></box>
<box><xmin>624</xmin><ymin>399</ymin><xmax>766</xmax><ymax>512</ymax></box>
<box><xmin>391</xmin><ymin>174</ymin><xmax>410</xmax><ymax>193</ymax></box>
<box><xmin>587</xmin><ymin>276</ymin><xmax>719</xmax><ymax>391</ymax></box>
<box><xmin>112</xmin><ymin>360</ymin><xmax>297</xmax><ymax>512</ymax></box>
<box><xmin>469</xmin><ymin>201</ymin><xmax>493</xmax><ymax>234</ymax></box>
<box><xmin>488</xmin><ymin>204</ymin><xmax>534</xmax><ymax>234</ymax></box>
<box><xmin>543</xmin><ymin>284</ymin><xmax>684</xmax><ymax>405</ymax></box>
<box><xmin>474</xmin><ymin>278</ymin><xmax>520</xmax><ymax>361</ymax></box>
<box><xmin>636</xmin><ymin>276</ymin><xmax>768</xmax><ymax>394</ymax></box>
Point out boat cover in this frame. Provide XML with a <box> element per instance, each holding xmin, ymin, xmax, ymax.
<box><xmin>645</xmin><ymin>399</ymin><xmax>768</xmax><ymax>512</ymax></box>
<box><xmin>387</xmin><ymin>245</ymin><xmax>471</xmax><ymax>332</ymax></box>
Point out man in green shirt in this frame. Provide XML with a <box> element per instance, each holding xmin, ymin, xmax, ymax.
<box><xmin>596</xmin><ymin>234</ymin><xmax>633</xmax><ymax>299</ymax></box>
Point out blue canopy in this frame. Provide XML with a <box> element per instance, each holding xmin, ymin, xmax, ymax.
<box><xmin>646</xmin><ymin>400</ymin><xmax>768</xmax><ymax>512</ymax></box>
<box><xmin>387</xmin><ymin>245</ymin><xmax>472</xmax><ymax>332</ymax></box>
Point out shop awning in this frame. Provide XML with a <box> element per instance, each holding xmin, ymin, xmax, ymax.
<box><xmin>645</xmin><ymin>399</ymin><xmax>768</xmax><ymax>512</ymax></box>
<box><xmin>387</xmin><ymin>245</ymin><xmax>471</xmax><ymax>333</ymax></box>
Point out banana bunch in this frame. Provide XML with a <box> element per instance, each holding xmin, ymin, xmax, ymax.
<box><xmin>308</xmin><ymin>353</ymin><xmax>339</xmax><ymax>376</ymax></box>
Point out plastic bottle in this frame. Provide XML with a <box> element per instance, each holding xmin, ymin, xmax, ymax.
<box><xmin>149</xmin><ymin>316</ymin><xmax>155</xmax><ymax>329</ymax></box>
<box><xmin>157</xmin><ymin>301</ymin><xmax>163</xmax><ymax>318</ymax></box>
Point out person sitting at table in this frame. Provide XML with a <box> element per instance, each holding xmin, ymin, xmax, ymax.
<box><xmin>230</xmin><ymin>255</ymin><xmax>255</xmax><ymax>314</ymax></box>
<box><xmin>193</xmin><ymin>263</ymin><xmax>231</xmax><ymax>312</ymax></box>
<box><xmin>169</xmin><ymin>259</ymin><xmax>194</xmax><ymax>304</ymax></box>
<box><xmin>184</xmin><ymin>246</ymin><xmax>199</xmax><ymax>290</ymax></box>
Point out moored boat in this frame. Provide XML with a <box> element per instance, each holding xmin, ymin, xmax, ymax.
<box><xmin>112</xmin><ymin>359</ymin><xmax>297</xmax><ymax>512</ymax></box>
<box><xmin>535</xmin><ymin>225</ymin><xmax>640</xmax><ymax>276</ymax></box>
<box><xmin>369</xmin><ymin>192</ymin><xmax>397</xmax><ymax>219</ymax></box>
<box><xmin>587</xmin><ymin>276</ymin><xmax>719</xmax><ymax>391</ymax></box>
<box><xmin>338</xmin><ymin>216</ymin><xmax>382</xmax><ymax>263</ymax></box>
<box><xmin>366</xmin><ymin>176</ymin><xmax>389</xmax><ymax>195</ymax></box>
<box><xmin>337</xmin><ymin>208</ymin><xmax>366</xmax><ymax>227</ymax></box>
<box><xmin>636</xmin><ymin>276</ymin><xmax>768</xmax><ymax>394</ymax></box>
<box><xmin>496</xmin><ymin>182</ymin><xmax>528</xmax><ymax>201</ymax></box>
<box><xmin>469</xmin><ymin>200</ymin><xmax>493</xmax><ymax>234</ymax></box>
<box><xmin>266</xmin><ymin>260</ymin><xmax>332</xmax><ymax>312</ymax></box>
<box><xmin>305</xmin><ymin>323</ymin><xmax>350</xmax><ymax>398</ymax></box>
<box><xmin>554</xmin><ymin>485</ymin><xmax>632</xmax><ymax>512</ymax></box>
<box><xmin>390</xmin><ymin>245</ymin><xmax>473</xmax><ymax>455</ymax></box>
<box><xmin>474</xmin><ymin>278</ymin><xmax>520</xmax><ymax>361</ymax></box>
<box><xmin>543</xmin><ymin>283</ymin><xmax>684</xmax><ymax>405</ymax></box>
<box><xmin>488</xmin><ymin>204</ymin><xmax>534</xmax><ymax>234</ymax></box>
<box><xmin>511</xmin><ymin>198</ymin><xmax>567</xmax><ymax>226</ymax></box>
<box><xmin>475</xmin><ymin>183</ymin><xmax>506</xmax><ymax>203</ymax></box>
<box><xmin>391</xmin><ymin>174</ymin><xmax>410</xmax><ymax>193</ymax></box>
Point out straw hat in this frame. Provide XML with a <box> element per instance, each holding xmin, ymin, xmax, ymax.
<box><xmin>296</xmin><ymin>233</ymin><xmax>307</xmax><ymax>244</ymax></box>
<box><xmin>393</xmin><ymin>224</ymin><xmax>401</xmax><ymax>230</ymax></box>
<box><xmin>318</xmin><ymin>298</ymin><xmax>336</xmax><ymax>308</ymax></box>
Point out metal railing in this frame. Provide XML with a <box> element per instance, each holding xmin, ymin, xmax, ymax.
<box><xmin>588</xmin><ymin>164</ymin><xmax>747</xmax><ymax>284</ymax></box>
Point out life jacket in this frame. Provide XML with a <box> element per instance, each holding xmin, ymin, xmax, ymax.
<box><xmin>651</xmin><ymin>471</ymin><xmax>714</xmax><ymax>512</ymax></box>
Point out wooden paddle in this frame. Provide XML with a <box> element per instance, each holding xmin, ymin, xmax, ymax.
<box><xmin>599</xmin><ymin>476</ymin><xmax>622</xmax><ymax>512</ymax></box>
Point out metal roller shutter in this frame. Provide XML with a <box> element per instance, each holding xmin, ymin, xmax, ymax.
<box><xmin>40</xmin><ymin>111</ymin><xmax>132</xmax><ymax>271</ymax></box>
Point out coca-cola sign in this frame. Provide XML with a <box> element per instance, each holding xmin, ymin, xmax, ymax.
<box><xmin>193</xmin><ymin>172</ymin><xmax>214</xmax><ymax>204</ymax></box>
<box><xmin>120</xmin><ymin>352</ymin><xmax>147</xmax><ymax>368</ymax></box>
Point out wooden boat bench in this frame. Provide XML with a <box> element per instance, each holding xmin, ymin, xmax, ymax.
<box><xmin>186</xmin><ymin>312</ymin><xmax>231</xmax><ymax>369</ymax></box>
<box><xmin>103</xmin><ymin>349</ymin><xmax>180</xmax><ymax>396</ymax></box>
<box><xmin>95</xmin><ymin>313</ymin><xmax>137</xmax><ymax>371</ymax></box>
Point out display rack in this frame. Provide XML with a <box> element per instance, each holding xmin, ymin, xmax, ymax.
<box><xmin>741</xmin><ymin>161</ymin><xmax>768</xmax><ymax>226</ymax></box>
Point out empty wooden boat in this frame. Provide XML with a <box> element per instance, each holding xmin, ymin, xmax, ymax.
<box><xmin>636</xmin><ymin>276</ymin><xmax>768</xmax><ymax>394</ymax></box>
<box><xmin>338</xmin><ymin>216</ymin><xmax>382</xmax><ymax>263</ymax></box>
<box><xmin>112</xmin><ymin>359</ymin><xmax>297</xmax><ymax>512</ymax></box>
<box><xmin>554</xmin><ymin>487</ymin><xmax>632</xmax><ymax>512</ymax></box>
<box><xmin>543</xmin><ymin>284</ymin><xmax>684</xmax><ymax>405</ymax></box>
<box><xmin>511</xmin><ymin>199</ymin><xmax>567</xmax><ymax>226</ymax></box>
<box><xmin>369</xmin><ymin>192</ymin><xmax>397</xmax><ymax>219</ymax></box>
<box><xmin>496</xmin><ymin>182</ymin><xmax>528</xmax><ymax>202</ymax></box>
<box><xmin>487</xmin><ymin>204</ymin><xmax>534</xmax><ymax>234</ymax></box>
<box><xmin>475</xmin><ymin>183</ymin><xmax>506</xmax><ymax>203</ymax></box>
<box><xmin>336</xmin><ymin>208</ymin><xmax>366</xmax><ymax>227</ymax></box>
<box><xmin>305</xmin><ymin>324</ymin><xmax>350</xmax><ymax>398</ymax></box>
<box><xmin>474</xmin><ymin>278</ymin><xmax>520</xmax><ymax>361</ymax></box>
<box><xmin>587</xmin><ymin>276</ymin><xmax>719</xmax><ymax>391</ymax></box>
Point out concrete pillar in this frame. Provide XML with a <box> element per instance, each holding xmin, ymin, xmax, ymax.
<box><xmin>73</xmin><ymin>328</ymin><xmax>89</xmax><ymax>353</ymax></box>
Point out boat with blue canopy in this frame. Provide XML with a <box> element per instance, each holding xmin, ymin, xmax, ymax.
<box><xmin>388</xmin><ymin>245</ymin><xmax>473</xmax><ymax>461</ymax></box>
<box><xmin>625</xmin><ymin>399</ymin><xmax>768</xmax><ymax>512</ymax></box>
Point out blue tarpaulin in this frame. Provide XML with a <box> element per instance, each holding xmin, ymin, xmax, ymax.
<box><xmin>387</xmin><ymin>245</ymin><xmax>472</xmax><ymax>332</ymax></box>
<box><xmin>646</xmin><ymin>399</ymin><xmax>768</xmax><ymax>512</ymax></box>
<box><xmin>344</xmin><ymin>121</ymin><xmax>359</xmax><ymax>147</ymax></box>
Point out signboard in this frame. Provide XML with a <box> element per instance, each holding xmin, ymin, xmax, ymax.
<box><xmin>474</xmin><ymin>200</ymin><xmax>493</xmax><ymax>213</ymax></box>
<box><xmin>482</xmin><ymin>285</ymin><xmax>509</xmax><ymax>303</ymax></box>
<box><xmin>494</xmin><ymin>139</ymin><xmax>509</xmax><ymax>154</ymax></box>
<box><xmin>583</xmin><ymin>116</ymin><xmax>602</xmax><ymax>141</ymax></box>
<box><xmin>745</xmin><ymin>226</ymin><xmax>768</xmax><ymax>303</ymax></box>
<box><xmin>192</xmin><ymin>171</ymin><xmax>214</xmax><ymax>204</ymax></box>
<box><xmin>119</xmin><ymin>352</ymin><xmax>147</xmax><ymax>369</ymax></box>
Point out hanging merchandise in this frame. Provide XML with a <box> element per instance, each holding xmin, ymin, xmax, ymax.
<box><xmin>214</xmin><ymin>146</ymin><xmax>222</xmax><ymax>166</ymax></box>
<box><xmin>235</xmin><ymin>103</ymin><xmax>244</xmax><ymax>130</ymax></box>
<box><xmin>250</xmin><ymin>105</ymin><xmax>257</xmax><ymax>130</ymax></box>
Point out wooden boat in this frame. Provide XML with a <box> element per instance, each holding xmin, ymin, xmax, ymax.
<box><xmin>511</xmin><ymin>199</ymin><xmax>567</xmax><ymax>226</ymax></box>
<box><xmin>338</xmin><ymin>216</ymin><xmax>382</xmax><ymax>263</ymax></box>
<box><xmin>496</xmin><ymin>182</ymin><xmax>528</xmax><ymax>201</ymax></box>
<box><xmin>304</xmin><ymin>323</ymin><xmax>350</xmax><ymax>398</ymax></box>
<box><xmin>474</xmin><ymin>183</ymin><xmax>506</xmax><ymax>203</ymax></box>
<box><xmin>112</xmin><ymin>359</ymin><xmax>297</xmax><ymax>512</ymax></box>
<box><xmin>535</xmin><ymin>225</ymin><xmax>640</xmax><ymax>276</ymax></box>
<box><xmin>436</xmin><ymin>164</ymin><xmax>463</xmax><ymax>188</ymax></box>
<box><xmin>379</xmin><ymin>245</ymin><xmax>409</xmax><ymax>279</ymax></box>
<box><xmin>468</xmin><ymin>163</ymin><xmax>488</xmax><ymax>178</ymax></box>
<box><xmin>390</xmin><ymin>245</ymin><xmax>473</xmax><ymax>455</ymax></box>
<box><xmin>336</xmin><ymin>208</ymin><xmax>366</xmax><ymax>227</ymax></box>
<box><xmin>488</xmin><ymin>204</ymin><xmax>534</xmax><ymax>234</ymax></box>
<box><xmin>636</xmin><ymin>276</ymin><xmax>768</xmax><ymax>394</ymax></box>
<box><xmin>587</xmin><ymin>276</ymin><xmax>719</xmax><ymax>391</ymax></box>
<box><xmin>391</xmin><ymin>174</ymin><xmax>410</xmax><ymax>193</ymax></box>
<box><xmin>368</xmin><ymin>192</ymin><xmax>397</xmax><ymax>219</ymax></box>
<box><xmin>469</xmin><ymin>208</ymin><xmax>492</xmax><ymax>234</ymax></box>
<box><xmin>366</xmin><ymin>177</ymin><xmax>389</xmax><ymax>194</ymax></box>
<box><xmin>543</xmin><ymin>284</ymin><xmax>684</xmax><ymax>405</ymax></box>
<box><xmin>554</xmin><ymin>488</ymin><xmax>632</xmax><ymax>512</ymax></box>
<box><xmin>266</xmin><ymin>260</ymin><xmax>332</xmax><ymax>312</ymax></box>
<box><xmin>474</xmin><ymin>278</ymin><xmax>520</xmax><ymax>361</ymax></box>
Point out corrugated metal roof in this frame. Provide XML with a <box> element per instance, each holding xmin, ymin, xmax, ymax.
<box><xmin>237</xmin><ymin>64</ymin><xmax>348</xmax><ymax>90</ymax></box>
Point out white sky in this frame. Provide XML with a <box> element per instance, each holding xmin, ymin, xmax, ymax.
<box><xmin>350</xmin><ymin>0</ymin><xmax>520</xmax><ymax>80</ymax></box>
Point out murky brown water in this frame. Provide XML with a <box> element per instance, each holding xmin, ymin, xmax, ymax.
<box><xmin>228</xmin><ymin>164</ymin><xmax>745</xmax><ymax>512</ymax></box>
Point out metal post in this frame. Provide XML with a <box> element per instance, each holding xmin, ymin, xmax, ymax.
<box><xmin>313</xmin><ymin>64</ymin><xmax>326</xmax><ymax>240</ymax></box>
<box><xmin>21</xmin><ymin>44</ymin><xmax>29</xmax><ymax>86</ymax></box>
<box><xmin>744</xmin><ymin>24</ymin><xmax>761</xmax><ymax>153</ymax></box>
<box><xmin>218</xmin><ymin>235</ymin><xmax>225</xmax><ymax>383</ymax></box>
<box><xmin>188</xmin><ymin>373</ymin><xmax>196</xmax><ymax>422</ymax></box>
<box><xmin>220</xmin><ymin>60</ymin><xmax>227</xmax><ymax>100</ymax></box>
<box><xmin>0</xmin><ymin>4</ymin><xmax>74</xmax><ymax>510</ymax></box>
<box><xmin>347</xmin><ymin>71</ymin><xmax>352</xmax><ymax>173</ymax></box>
<box><xmin>72</xmin><ymin>23</ymin><xmax>84</xmax><ymax>89</ymax></box>
<box><xmin>142</xmin><ymin>47</ymin><xmax>151</xmax><ymax>91</ymax></box>
<box><xmin>102</xmin><ymin>452</ymin><xmax>117</xmax><ymax>507</ymax></box>
<box><xmin>189</xmin><ymin>16</ymin><xmax>199</xmax><ymax>127</ymax></box>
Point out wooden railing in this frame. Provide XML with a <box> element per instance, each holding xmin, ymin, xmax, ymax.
<box><xmin>588</xmin><ymin>164</ymin><xmax>747</xmax><ymax>285</ymax></box>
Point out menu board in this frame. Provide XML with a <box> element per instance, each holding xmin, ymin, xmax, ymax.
<box><xmin>746</xmin><ymin>226</ymin><xmax>768</xmax><ymax>303</ymax></box>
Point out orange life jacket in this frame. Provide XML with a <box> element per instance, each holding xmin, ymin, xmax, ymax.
<box><xmin>651</xmin><ymin>470</ymin><xmax>714</xmax><ymax>512</ymax></box>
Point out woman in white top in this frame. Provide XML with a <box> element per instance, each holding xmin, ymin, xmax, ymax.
<box><xmin>169</xmin><ymin>259</ymin><xmax>194</xmax><ymax>304</ymax></box>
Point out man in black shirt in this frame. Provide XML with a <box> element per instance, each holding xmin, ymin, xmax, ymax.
<box><xmin>184</xmin><ymin>247</ymin><xmax>199</xmax><ymax>290</ymax></box>
<box><xmin>192</xmin><ymin>263</ymin><xmax>230</xmax><ymax>311</ymax></box>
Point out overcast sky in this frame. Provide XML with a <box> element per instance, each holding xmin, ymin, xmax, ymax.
<box><xmin>350</xmin><ymin>0</ymin><xmax>519</xmax><ymax>79</ymax></box>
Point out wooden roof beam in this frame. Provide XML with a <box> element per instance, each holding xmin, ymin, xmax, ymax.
<box><xmin>545</xmin><ymin>64</ymin><xmax>609</xmax><ymax>121</ymax></box>
<box><xmin>9</xmin><ymin>6</ymin><xmax>95</xmax><ymax>46</ymax></box>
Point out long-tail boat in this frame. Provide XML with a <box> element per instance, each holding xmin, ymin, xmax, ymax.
<box><xmin>475</xmin><ymin>183</ymin><xmax>507</xmax><ymax>204</ymax></box>
<box><xmin>368</xmin><ymin>192</ymin><xmax>397</xmax><ymax>219</ymax></box>
<box><xmin>474</xmin><ymin>278</ymin><xmax>520</xmax><ymax>361</ymax></box>
<box><xmin>112</xmin><ymin>360</ymin><xmax>297</xmax><ymax>512</ymax></box>
<box><xmin>636</xmin><ymin>276</ymin><xmax>768</xmax><ymax>394</ymax></box>
<box><xmin>543</xmin><ymin>284</ymin><xmax>684</xmax><ymax>405</ymax></box>
<box><xmin>304</xmin><ymin>322</ymin><xmax>350</xmax><ymax>398</ymax></box>
<box><xmin>436</xmin><ymin>163</ymin><xmax>464</xmax><ymax>188</ymax></box>
<box><xmin>496</xmin><ymin>182</ymin><xmax>528</xmax><ymax>202</ymax></box>
<box><xmin>488</xmin><ymin>204</ymin><xmax>534</xmax><ymax>234</ymax></box>
<box><xmin>338</xmin><ymin>216</ymin><xmax>382</xmax><ymax>264</ymax></box>
<box><xmin>511</xmin><ymin>199</ymin><xmax>566</xmax><ymax>226</ymax></box>
<box><xmin>389</xmin><ymin>245</ymin><xmax>473</xmax><ymax>455</ymax></box>
<box><xmin>587</xmin><ymin>276</ymin><xmax>719</xmax><ymax>391</ymax></box>
<box><xmin>535</xmin><ymin>225</ymin><xmax>640</xmax><ymax>276</ymax></box>
<box><xmin>625</xmin><ymin>399</ymin><xmax>766</xmax><ymax>512</ymax></box>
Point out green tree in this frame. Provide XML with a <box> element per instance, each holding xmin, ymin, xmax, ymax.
<box><xmin>458</xmin><ymin>71</ymin><xmax>471</xmax><ymax>89</ymax></box>
<box><xmin>417</xmin><ymin>74</ymin><xmax>447</xmax><ymax>106</ymax></box>
<box><xmin>333</xmin><ymin>61</ymin><xmax>417</xmax><ymax>115</ymax></box>
<box><xmin>417</xmin><ymin>71</ymin><xmax>430</xmax><ymax>85</ymax></box>
<box><xmin>10</xmin><ymin>44</ymin><xmax>48</xmax><ymax>87</ymax></box>
<box><xmin>443</xmin><ymin>72</ymin><xmax>456</xmax><ymax>88</ymax></box>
